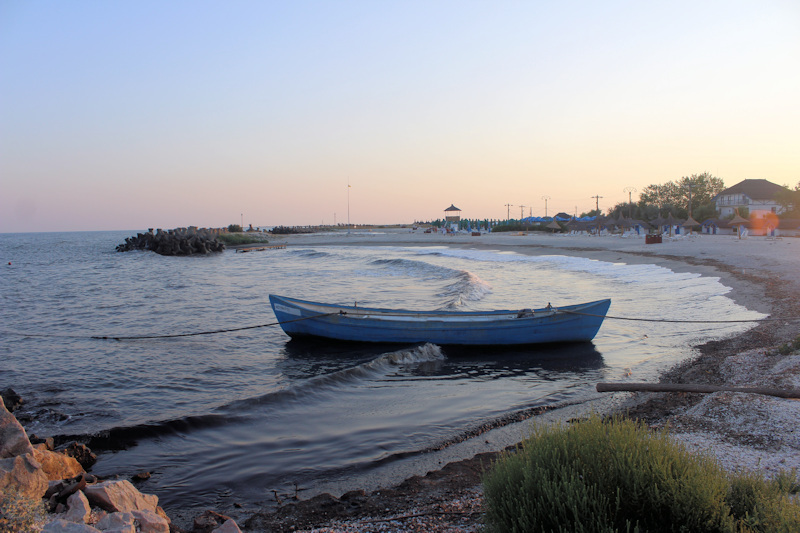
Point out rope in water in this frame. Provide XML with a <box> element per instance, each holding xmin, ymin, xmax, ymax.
<box><xmin>555</xmin><ymin>309</ymin><xmax>794</xmax><ymax>324</ymax></box>
<box><xmin>3</xmin><ymin>312</ymin><xmax>338</xmax><ymax>341</ymax></box>
<box><xmin>3</xmin><ymin>310</ymin><xmax>793</xmax><ymax>341</ymax></box>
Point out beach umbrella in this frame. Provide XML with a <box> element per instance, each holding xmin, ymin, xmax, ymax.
<box><xmin>729</xmin><ymin>212</ymin><xmax>750</xmax><ymax>239</ymax></box>
<box><xmin>547</xmin><ymin>220</ymin><xmax>561</xmax><ymax>233</ymax></box>
<box><xmin>682</xmin><ymin>215</ymin><xmax>701</xmax><ymax>235</ymax></box>
<box><xmin>664</xmin><ymin>213</ymin><xmax>684</xmax><ymax>236</ymax></box>
<box><xmin>729</xmin><ymin>213</ymin><xmax>749</xmax><ymax>226</ymax></box>
<box><xmin>649</xmin><ymin>215</ymin><xmax>665</xmax><ymax>233</ymax></box>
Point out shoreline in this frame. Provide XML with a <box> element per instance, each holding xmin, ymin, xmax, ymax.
<box><xmin>243</xmin><ymin>230</ymin><xmax>800</xmax><ymax>531</ymax></box>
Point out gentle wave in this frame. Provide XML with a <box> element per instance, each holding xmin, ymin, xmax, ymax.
<box><xmin>55</xmin><ymin>344</ymin><xmax>447</xmax><ymax>451</ymax></box>
<box><xmin>370</xmin><ymin>257</ymin><xmax>492</xmax><ymax>308</ymax></box>
<box><xmin>288</xmin><ymin>249</ymin><xmax>331</xmax><ymax>258</ymax></box>
<box><xmin>228</xmin><ymin>343</ymin><xmax>446</xmax><ymax>409</ymax></box>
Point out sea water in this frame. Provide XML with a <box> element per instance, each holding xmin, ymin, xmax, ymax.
<box><xmin>0</xmin><ymin>231</ymin><xmax>763</xmax><ymax>518</ymax></box>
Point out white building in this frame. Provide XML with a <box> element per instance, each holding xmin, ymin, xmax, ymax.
<box><xmin>714</xmin><ymin>179</ymin><xmax>789</xmax><ymax>217</ymax></box>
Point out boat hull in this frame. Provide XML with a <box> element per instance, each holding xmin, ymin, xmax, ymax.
<box><xmin>269</xmin><ymin>295</ymin><xmax>610</xmax><ymax>346</ymax></box>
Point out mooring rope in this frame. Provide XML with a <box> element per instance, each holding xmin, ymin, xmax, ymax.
<box><xmin>3</xmin><ymin>312</ymin><xmax>337</xmax><ymax>341</ymax></box>
<box><xmin>3</xmin><ymin>309</ymin><xmax>794</xmax><ymax>342</ymax></box>
<box><xmin>556</xmin><ymin>309</ymin><xmax>795</xmax><ymax>324</ymax></box>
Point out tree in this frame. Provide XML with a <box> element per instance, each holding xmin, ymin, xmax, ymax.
<box><xmin>639</xmin><ymin>173</ymin><xmax>724</xmax><ymax>217</ymax></box>
<box><xmin>774</xmin><ymin>181</ymin><xmax>800</xmax><ymax>216</ymax></box>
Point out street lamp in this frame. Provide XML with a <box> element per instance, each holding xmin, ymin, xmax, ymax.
<box><xmin>623</xmin><ymin>187</ymin><xmax>637</xmax><ymax>219</ymax></box>
<box><xmin>541</xmin><ymin>195</ymin><xmax>551</xmax><ymax>218</ymax></box>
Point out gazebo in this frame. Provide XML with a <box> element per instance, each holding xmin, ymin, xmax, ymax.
<box><xmin>444</xmin><ymin>204</ymin><xmax>462</xmax><ymax>223</ymax></box>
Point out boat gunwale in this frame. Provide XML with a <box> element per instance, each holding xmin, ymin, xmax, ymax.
<box><xmin>270</xmin><ymin>294</ymin><xmax>610</xmax><ymax>322</ymax></box>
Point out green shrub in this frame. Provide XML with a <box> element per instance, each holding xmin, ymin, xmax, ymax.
<box><xmin>482</xmin><ymin>414</ymin><xmax>800</xmax><ymax>533</ymax></box>
<box><xmin>0</xmin><ymin>487</ymin><xmax>47</xmax><ymax>533</ymax></box>
<box><xmin>227</xmin><ymin>224</ymin><xmax>243</xmax><ymax>233</ymax></box>
<box><xmin>217</xmin><ymin>233</ymin><xmax>270</xmax><ymax>245</ymax></box>
<box><xmin>728</xmin><ymin>469</ymin><xmax>800</xmax><ymax>532</ymax></box>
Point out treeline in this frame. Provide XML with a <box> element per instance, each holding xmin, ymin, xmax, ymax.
<box><xmin>608</xmin><ymin>173</ymin><xmax>799</xmax><ymax>221</ymax></box>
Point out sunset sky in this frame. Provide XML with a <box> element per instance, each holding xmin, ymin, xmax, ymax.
<box><xmin>2</xmin><ymin>1</ymin><xmax>798</xmax><ymax>232</ymax></box>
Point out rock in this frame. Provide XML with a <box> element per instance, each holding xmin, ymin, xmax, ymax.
<box><xmin>33</xmin><ymin>445</ymin><xmax>85</xmax><ymax>480</ymax></box>
<box><xmin>65</xmin><ymin>490</ymin><xmax>92</xmax><ymax>524</ymax></box>
<box><xmin>42</xmin><ymin>519</ymin><xmax>101</xmax><ymax>532</ymax></box>
<box><xmin>84</xmin><ymin>479</ymin><xmax>158</xmax><ymax>513</ymax></box>
<box><xmin>0</xmin><ymin>397</ymin><xmax>34</xmax><ymax>458</ymax></box>
<box><xmin>0</xmin><ymin>387</ymin><xmax>23</xmax><ymax>412</ymax></box>
<box><xmin>211</xmin><ymin>519</ymin><xmax>243</xmax><ymax>533</ymax></box>
<box><xmin>47</xmin><ymin>479</ymin><xmax>67</xmax><ymax>499</ymax></box>
<box><xmin>154</xmin><ymin>506</ymin><xmax>171</xmax><ymax>525</ymax></box>
<box><xmin>0</xmin><ymin>453</ymin><xmax>48</xmax><ymax>499</ymax></box>
<box><xmin>53</xmin><ymin>473</ymin><xmax>89</xmax><ymax>505</ymax></box>
<box><xmin>131</xmin><ymin>509</ymin><xmax>170</xmax><ymax>533</ymax></box>
<box><xmin>59</xmin><ymin>442</ymin><xmax>97</xmax><ymax>470</ymax></box>
<box><xmin>116</xmin><ymin>227</ymin><xmax>225</xmax><ymax>256</ymax></box>
<box><xmin>131</xmin><ymin>471</ymin><xmax>150</xmax><ymax>482</ymax></box>
<box><xmin>193</xmin><ymin>510</ymin><xmax>233</xmax><ymax>532</ymax></box>
<box><xmin>30</xmin><ymin>434</ymin><xmax>55</xmax><ymax>449</ymax></box>
<box><xmin>95</xmin><ymin>511</ymin><xmax>136</xmax><ymax>533</ymax></box>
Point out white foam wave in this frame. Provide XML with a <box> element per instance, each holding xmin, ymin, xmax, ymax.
<box><xmin>416</xmin><ymin>247</ymin><xmax>704</xmax><ymax>286</ymax></box>
<box><xmin>438</xmin><ymin>271</ymin><xmax>493</xmax><ymax>309</ymax></box>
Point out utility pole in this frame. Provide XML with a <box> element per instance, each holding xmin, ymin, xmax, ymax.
<box><xmin>240</xmin><ymin>213</ymin><xmax>243</xmax><ymax>229</ymax></box>
<box><xmin>519</xmin><ymin>205</ymin><xmax>526</xmax><ymax>220</ymax></box>
<box><xmin>591</xmin><ymin>195</ymin><xmax>603</xmax><ymax>213</ymax></box>
<box><xmin>591</xmin><ymin>195</ymin><xmax>603</xmax><ymax>235</ymax></box>
<box><xmin>623</xmin><ymin>187</ymin><xmax>637</xmax><ymax>219</ymax></box>
<box><xmin>686</xmin><ymin>181</ymin><xmax>693</xmax><ymax>218</ymax></box>
<box><xmin>505</xmin><ymin>203</ymin><xmax>512</xmax><ymax>221</ymax></box>
<box><xmin>347</xmin><ymin>181</ymin><xmax>351</xmax><ymax>229</ymax></box>
<box><xmin>541</xmin><ymin>195</ymin><xmax>551</xmax><ymax>218</ymax></box>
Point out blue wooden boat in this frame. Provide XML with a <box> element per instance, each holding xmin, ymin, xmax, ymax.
<box><xmin>269</xmin><ymin>294</ymin><xmax>610</xmax><ymax>346</ymax></box>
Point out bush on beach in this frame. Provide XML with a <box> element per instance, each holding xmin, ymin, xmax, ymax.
<box><xmin>482</xmin><ymin>414</ymin><xmax>800</xmax><ymax>533</ymax></box>
<box><xmin>217</xmin><ymin>233</ymin><xmax>270</xmax><ymax>245</ymax></box>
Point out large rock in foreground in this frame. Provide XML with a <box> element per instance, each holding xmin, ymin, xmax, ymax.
<box><xmin>0</xmin><ymin>396</ymin><xmax>34</xmax><ymax>458</ymax></box>
<box><xmin>84</xmin><ymin>479</ymin><xmax>159</xmax><ymax>513</ymax></box>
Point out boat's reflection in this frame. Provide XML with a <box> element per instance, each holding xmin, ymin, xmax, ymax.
<box><xmin>277</xmin><ymin>338</ymin><xmax>605</xmax><ymax>380</ymax></box>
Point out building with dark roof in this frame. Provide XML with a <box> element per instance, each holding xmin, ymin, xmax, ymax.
<box><xmin>714</xmin><ymin>179</ymin><xmax>789</xmax><ymax>217</ymax></box>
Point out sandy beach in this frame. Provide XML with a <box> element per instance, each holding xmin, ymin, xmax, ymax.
<box><xmin>246</xmin><ymin>229</ymin><xmax>800</xmax><ymax>532</ymax></box>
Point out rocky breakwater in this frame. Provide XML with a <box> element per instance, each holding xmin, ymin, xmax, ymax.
<box><xmin>116</xmin><ymin>227</ymin><xmax>225</xmax><ymax>256</ymax></box>
<box><xmin>0</xmin><ymin>391</ymin><xmax>242</xmax><ymax>533</ymax></box>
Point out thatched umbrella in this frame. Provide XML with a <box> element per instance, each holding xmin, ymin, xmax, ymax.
<box><xmin>546</xmin><ymin>220</ymin><xmax>561</xmax><ymax>233</ymax></box>
<box><xmin>649</xmin><ymin>215</ymin><xmax>665</xmax><ymax>234</ymax></box>
<box><xmin>729</xmin><ymin>212</ymin><xmax>750</xmax><ymax>239</ymax></box>
<box><xmin>664</xmin><ymin>213</ymin><xmax>684</xmax><ymax>236</ymax></box>
<box><xmin>616</xmin><ymin>216</ymin><xmax>633</xmax><ymax>230</ymax></box>
<box><xmin>682</xmin><ymin>215</ymin><xmax>701</xmax><ymax>235</ymax></box>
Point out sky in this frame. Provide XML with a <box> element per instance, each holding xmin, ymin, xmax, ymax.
<box><xmin>1</xmin><ymin>1</ymin><xmax>799</xmax><ymax>232</ymax></box>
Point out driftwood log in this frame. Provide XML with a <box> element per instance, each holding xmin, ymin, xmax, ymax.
<box><xmin>596</xmin><ymin>382</ymin><xmax>800</xmax><ymax>399</ymax></box>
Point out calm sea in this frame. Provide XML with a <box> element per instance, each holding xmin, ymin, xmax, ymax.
<box><xmin>0</xmin><ymin>231</ymin><xmax>762</xmax><ymax>519</ymax></box>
